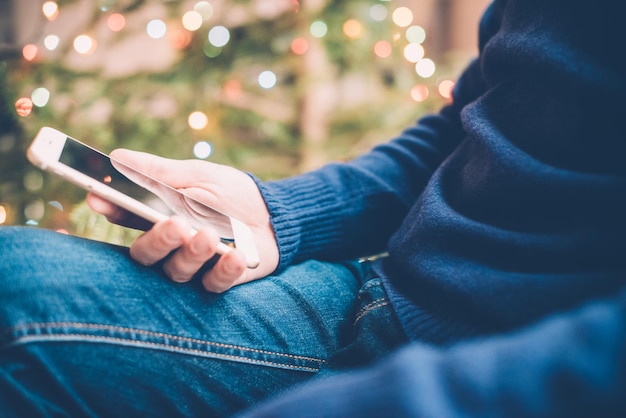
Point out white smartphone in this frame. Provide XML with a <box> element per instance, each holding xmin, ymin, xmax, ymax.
<box><xmin>27</xmin><ymin>126</ymin><xmax>260</xmax><ymax>269</ymax></box>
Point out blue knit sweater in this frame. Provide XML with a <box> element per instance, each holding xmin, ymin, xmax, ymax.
<box><xmin>251</xmin><ymin>0</ymin><xmax>626</xmax><ymax>415</ymax></box>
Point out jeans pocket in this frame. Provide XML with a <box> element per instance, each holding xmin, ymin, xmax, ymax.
<box><xmin>325</xmin><ymin>277</ymin><xmax>408</xmax><ymax>371</ymax></box>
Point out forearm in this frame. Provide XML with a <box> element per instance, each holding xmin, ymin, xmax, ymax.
<box><xmin>257</xmin><ymin>57</ymin><xmax>487</xmax><ymax>271</ymax></box>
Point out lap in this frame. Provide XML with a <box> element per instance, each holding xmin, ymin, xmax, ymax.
<box><xmin>0</xmin><ymin>227</ymin><xmax>366</xmax><ymax>417</ymax></box>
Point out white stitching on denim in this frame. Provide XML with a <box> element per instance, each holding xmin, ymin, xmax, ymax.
<box><xmin>6</xmin><ymin>322</ymin><xmax>325</xmax><ymax>365</ymax></box>
<box><xmin>8</xmin><ymin>333</ymin><xmax>322</xmax><ymax>373</ymax></box>
<box><xmin>353</xmin><ymin>298</ymin><xmax>390</xmax><ymax>326</ymax></box>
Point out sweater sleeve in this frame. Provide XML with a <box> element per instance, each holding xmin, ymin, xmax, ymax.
<box><xmin>241</xmin><ymin>289</ymin><xmax>626</xmax><ymax>418</ymax></box>
<box><xmin>256</xmin><ymin>4</ymin><xmax>497</xmax><ymax>271</ymax></box>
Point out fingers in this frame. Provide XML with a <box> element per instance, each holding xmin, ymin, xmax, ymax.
<box><xmin>200</xmin><ymin>250</ymin><xmax>247</xmax><ymax>293</ymax></box>
<box><xmin>129</xmin><ymin>216</ymin><xmax>248</xmax><ymax>293</ymax></box>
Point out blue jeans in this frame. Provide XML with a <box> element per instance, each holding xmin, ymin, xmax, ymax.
<box><xmin>0</xmin><ymin>227</ymin><xmax>406</xmax><ymax>417</ymax></box>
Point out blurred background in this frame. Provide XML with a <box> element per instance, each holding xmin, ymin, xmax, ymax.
<box><xmin>0</xmin><ymin>0</ymin><xmax>490</xmax><ymax>243</ymax></box>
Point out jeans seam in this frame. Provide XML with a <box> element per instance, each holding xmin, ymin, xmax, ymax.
<box><xmin>353</xmin><ymin>298</ymin><xmax>390</xmax><ymax>326</ymax></box>
<box><xmin>4</xmin><ymin>322</ymin><xmax>325</xmax><ymax>373</ymax></box>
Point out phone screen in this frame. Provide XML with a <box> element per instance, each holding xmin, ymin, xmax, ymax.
<box><xmin>60</xmin><ymin>137</ymin><xmax>159</xmax><ymax>205</ymax></box>
<box><xmin>59</xmin><ymin>137</ymin><xmax>235</xmax><ymax>239</ymax></box>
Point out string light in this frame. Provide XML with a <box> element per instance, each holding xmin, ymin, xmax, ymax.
<box><xmin>438</xmin><ymin>80</ymin><xmax>455</xmax><ymax>99</ymax></box>
<box><xmin>24</xmin><ymin>199</ymin><xmax>45</xmax><ymax>221</ymax></box>
<box><xmin>73</xmin><ymin>35</ymin><xmax>96</xmax><ymax>54</ymax></box>
<box><xmin>42</xmin><ymin>1</ymin><xmax>59</xmax><ymax>21</ymax></box>
<box><xmin>31</xmin><ymin>88</ymin><xmax>51</xmax><ymax>107</ymax></box>
<box><xmin>0</xmin><ymin>205</ymin><xmax>6</xmax><ymax>225</ymax></box>
<box><xmin>108</xmin><ymin>13</ymin><xmax>126</xmax><ymax>32</ymax></box>
<box><xmin>415</xmin><ymin>58</ymin><xmax>436</xmax><ymax>78</ymax></box>
<box><xmin>222</xmin><ymin>79</ymin><xmax>243</xmax><ymax>100</ymax></box>
<box><xmin>369</xmin><ymin>4</ymin><xmax>387</xmax><ymax>21</ymax></box>
<box><xmin>194</xmin><ymin>1</ymin><xmax>214</xmax><ymax>20</ymax></box>
<box><xmin>291</xmin><ymin>37</ymin><xmax>309</xmax><ymax>55</ymax></box>
<box><xmin>147</xmin><ymin>19</ymin><xmax>167</xmax><ymax>39</ymax></box>
<box><xmin>374</xmin><ymin>40</ymin><xmax>392</xmax><ymax>58</ymax></box>
<box><xmin>44</xmin><ymin>35</ymin><xmax>60</xmax><ymax>51</ymax></box>
<box><xmin>182</xmin><ymin>11</ymin><xmax>203</xmax><ymax>31</ymax></box>
<box><xmin>392</xmin><ymin>7</ymin><xmax>413</xmax><ymax>27</ymax></box>
<box><xmin>343</xmin><ymin>19</ymin><xmax>363</xmax><ymax>39</ymax></box>
<box><xmin>411</xmin><ymin>85</ymin><xmax>429</xmax><ymax>102</ymax></box>
<box><xmin>258</xmin><ymin>71</ymin><xmax>277</xmax><ymax>89</ymax></box>
<box><xmin>403</xmin><ymin>43</ymin><xmax>425</xmax><ymax>63</ymax></box>
<box><xmin>22</xmin><ymin>44</ymin><xmax>38</xmax><ymax>61</ymax></box>
<box><xmin>310</xmin><ymin>21</ymin><xmax>328</xmax><ymax>38</ymax></box>
<box><xmin>406</xmin><ymin>25</ymin><xmax>426</xmax><ymax>44</ymax></box>
<box><xmin>188</xmin><ymin>111</ymin><xmax>208</xmax><ymax>130</ymax></box>
<box><xmin>208</xmin><ymin>26</ymin><xmax>230</xmax><ymax>47</ymax></box>
<box><xmin>193</xmin><ymin>141</ymin><xmax>213</xmax><ymax>159</ymax></box>
<box><xmin>15</xmin><ymin>98</ymin><xmax>33</xmax><ymax>117</ymax></box>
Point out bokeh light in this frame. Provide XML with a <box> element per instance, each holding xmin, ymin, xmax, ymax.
<box><xmin>194</xmin><ymin>1</ymin><xmax>214</xmax><ymax>20</ymax></box>
<box><xmin>23</xmin><ymin>171</ymin><xmax>44</xmax><ymax>192</ymax></box>
<box><xmin>258</xmin><ymin>70</ymin><xmax>277</xmax><ymax>89</ymax></box>
<box><xmin>22</xmin><ymin>44</ymin><xmax>38</xmax><ymax>61</ymax></box>
<box><xmin>48</xmin><ymin>200</ymin><xmax>63</xmax><ymax>211</ymax></box>
<box><xmin>108</xmin><ymin>13</ymin><xmax>126</xmax><ymax>32</ymax></box>
<box><xmin>406</xmin><ymin>25</ymin><xmax>426</xmax><ymax>44</ymax></box>
<box><xmin>42</xmin><ymin>1</ymin><xmax>59</xmax><ymax>21</ymax></box>
<box><xmin>291</xmin><ymin>37</ymin><xmax>309</xmax><ymax>55</ymax></box>
<box><xmin>15</xmin><ymin>97</ymin><xmax>33</xmax><ymax>117</ymax></box>
<box><xmin>373</xmin><ymin>40</ymin><xmax>392</xmax><ymax>58</ymax></box>
<box><xmin>188</xmin><ymin>111</ymin><xmax>208</xmax><ymax>130</ymax></box>
<box><xmin>310</xmin><ymin>21</ymin><xmax>328</xmax><ymax>38</ymax></box>
<box><xmin>147</xmin><ymin>19</ymin><xmax>167</xmax><ymax>39</ymax></box>
<box><xmin>410</xmin><ymin>85</ymin><xmax>429</xmax><ymax>102</ymax></box>
<box><xmin>44</xmin><ymin>35</ymin><xmax>60</xmax><ymax>50</ymax></box>
<box><xmin>171</xmin><ymin>29</ymin><xmax>193</xmax><ymax>49</ymax></box>
<box><xmin>31</xmin><ymin>87</ymin><xmax>51</xmax><ymax>107</ymax></box>
<box><xmin>222</xmin><ymin>79</ymin><xmax>242</xmax><ymax>100</ymax></box>
<box><xmin>208</xmin><ymin>26</ymin><xmax>230</xmax><ymax>47</ymax></box>
<box><xmin>438</xmin><ymin>79</ymin><xmax>455</xmax><ymax>99</ymax></box>
<box><xmin>0</xmin><ymin>205</ymin><xmax>6</xmax><ymax>224</ymax></box>
<box><xmin>24</xmin><ymin>199</ymin><xmax>45</xmax><ymax>221</ymax></box>
<box><xmin>392</xmin><ymin>7</ymin><xmax>413</xmax><ymax>27</ymax></box>
<box><xmin>73</xmin><ymin>35</ymin><xmax>96</xmax><ymax>54</ymax></box>
<box><xmin>369</xmin><ymin>4</ymin><xmax>387</xmax><ymax>22</ymax></box>
<box><xmin>193</xmin><ymin>141</ymin><xmax>213</xmax><ymax>159</ymax></box>
<box><xmin>182</xmin><ymin>11</ymin><xmax>203</xmax><ymax>31</ymax></box>
<box><xmin>415</xmin><ymin>58</ymin><xmax>436</xmax><ymax>78</ymax></box>
<box><xmin>403</xmin><ymin>43</ymin><xmax>425</xmax><ymax>63</ymax></box>
<box><xmin>203</xmin><ymin>43</ymin><xmax>222</xmax><ymax>58</ymax></box>
<box><xmin>343</xmin><ymin>19</ymin><xmax>363</xmax><ymax>39</ymax></box>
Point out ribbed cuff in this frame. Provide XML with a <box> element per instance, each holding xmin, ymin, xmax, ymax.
<box><xmin>250</xmin><ymin>171</ymin><xmax>345</xmax><ymax>273</ymax></box>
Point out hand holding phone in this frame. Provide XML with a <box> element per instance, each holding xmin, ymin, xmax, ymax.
<box><xmin>27</xmin><ymin>127</ymin><xmax>280</xmax><ymax>290</ymax></box>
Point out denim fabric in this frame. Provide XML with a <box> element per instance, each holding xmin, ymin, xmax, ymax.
<box><xmin>0</xmin><ymin>227</ymin><xmax>406</xmax><ymax>417</ymax></box>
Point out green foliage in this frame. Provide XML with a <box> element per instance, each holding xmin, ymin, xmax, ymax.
<box><xmin>0</xmin><ymin>0</ymin><xmax>456</xmax><ymax>239</ymax></box>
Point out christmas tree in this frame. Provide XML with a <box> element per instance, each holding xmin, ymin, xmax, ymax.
<box><xmin>0</xmin><ymin>0</ymin><xmax>479</xmax><ymax>241</ymax></box>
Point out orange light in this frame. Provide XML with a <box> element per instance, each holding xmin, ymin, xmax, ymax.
<box><xmin>373</xmin><ymin>40</ymin><xmax>392</xmax><ymax>58</ymax></box>
<box><xmin>438</xmin><ymin>80</ymin><xmax>455</xmax><ymax>100</ymax></box>
<box><xmin>15</xmin><ymin>97</ymin><xmax>34</xmax><ymax>117</ymax></box>
<box><xmin>343</xmin><ymin>19</ymin><xmax>363</xmax><ymax>39</ymax></box>
<box><xmin>223</xmin><ymin>79</ymin><xmax>243</xmax><ymax>101</ymax></box>
<box><xmin>103</xmin><ymin>175</ymin><xmax>112</xmax><ymax>184</ymax></box>
<box><xmin>410</xmin><ymin>85</ymin><xmax>429</xmax><ymax>102</ymax></box>
<box><xmin>22</xmin><ymin>44</ymin><xmax>38</xmax><ymax>61</ymax></box>
<box><xmin>291</xmin><ymin>37</ymin><xmax>309</xmax><ymax>55</ymax></box>
<box><xmin>170</xmin><ymin>29</ymin><xmax>192</xmax><ymax>49</ymax></box>
<box><xmin>107</xmin><ymin>13</ymin><xmax>126</xmax><ymax>32</ymax></box>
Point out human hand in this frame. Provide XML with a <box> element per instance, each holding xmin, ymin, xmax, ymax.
<box><xmin>87</xmin><ymin>149</ymin><xmax>279</xmax><ymax>292</ymax></box>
